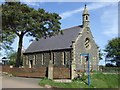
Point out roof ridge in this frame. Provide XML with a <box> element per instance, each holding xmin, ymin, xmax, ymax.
<box><xmin>24</xmin><ymin>25</ymin><xmax>83</xmax><ymax>53</ymax></box>
<box><xmin>63</xmin><ymin>25</ymin><xmax>82</xmax><ymax>31</ymax></box>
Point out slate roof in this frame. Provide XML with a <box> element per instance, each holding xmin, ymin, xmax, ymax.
<box><xmin>24</xmin><ymin>25</ymin><xmax>83</xmax><ymax>53</ymax></box>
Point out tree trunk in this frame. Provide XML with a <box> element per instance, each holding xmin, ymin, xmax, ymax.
<box><xmin>16</xmin><ymin>35</ymin><xmax>23</xmax><ymax>67</ymax></box>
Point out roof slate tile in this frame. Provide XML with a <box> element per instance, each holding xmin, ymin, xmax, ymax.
<box><xmin>24</xmin><ymin>25</ymin><xmax>82</xmax><ymax>53</ymax></box>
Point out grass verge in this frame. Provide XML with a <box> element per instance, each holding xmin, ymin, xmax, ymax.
<box><xmin>39</xmin><ymin>73</ymin><xmax>119</xmax><ymax>88</ymax></box>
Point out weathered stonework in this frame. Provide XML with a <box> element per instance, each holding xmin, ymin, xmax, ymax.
<box><xmin>48</xmin><ymin>60</ymin><xmax>53</xmax><ymax>80</ymax></box>
<box><xmin>23</xmin><ymin>50</ymin><xmax>72</xmax><ymax>68</ymax></box>
<box><xmin>74</xmin><ymin>27</ymin><xmax>99</xmax><ymax>71</ymax></box>
<box><xmin>23</xmin><ymin>5</ymin><xmax>99</xmax><ymax>79</ymax></box>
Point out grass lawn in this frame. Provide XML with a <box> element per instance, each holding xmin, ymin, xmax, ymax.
<box><xmin>39</xmin><ymin>73</ymin><xmax>119</xmax><ymax>88</ymax></box>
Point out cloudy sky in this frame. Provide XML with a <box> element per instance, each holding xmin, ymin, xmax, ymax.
<box><xmin>0</xmin><ymin>0</ymin><xmax>119</xmax><ymax>65</ymax></box>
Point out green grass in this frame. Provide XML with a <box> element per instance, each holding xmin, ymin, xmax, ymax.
<box><xmin>91</xmin><ymin>73</ymin><xmax>119</xmax><ymax>88</ymax></box>
<box><xmin>39</xmin><ymin>73</ymin><xmax>119</xmax><ymax>88</ymax></box>
<box><xmin>39</xmin><ymin>78</ymin><xmax>90</xmax><ymax>88</ymax></box>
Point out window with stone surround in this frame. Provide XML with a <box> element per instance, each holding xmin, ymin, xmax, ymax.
<box><xmin>35</xmin><ymin>54</ymin><xmax>37</xmax><ymax>64</ymax></box>
<box><xmin>42</xmin><ymin>53</ymin><xmax>45</xmax><ymax>65</ymax></box>
<box><xmin>62</xmin><ymin>52</ymin><xmax>66</xmax><ymax>65</ymax></box>
<box><xmin>93</xmin><ymin>56</ymin><xmax>96</xmax><ymax>65</ymax></box>
<box><xmin>86</xmin><ymin>16</ymin><xmax>88</xmax><ymax>20</ymax></box>
<box><xmin>34</xmin><ymin>54</ymin><xmax>36</xmax><ymax>64</ymax></box>
<box><xmin>49</xmin><ymin>52</ymin><xmax>52</xmax><ymax>60</ymax></box>
<box><xmin>26</xmin><ymin>55</ymin><xmax>29</xmax><ymax>65</ymax></box>
<box><xmin>79</xmin><ymin>54</ymin><xmax>82</xmax><ymax>64</ymax></box>
<box><xmin>52</xmin><ymin>52</ymin><xmax>55</xmax><ymax>64</ymax></box>
<box><xmin>85</xmin><ymin>55</ymin><xmax>88</xmax><ymax>62</ymax></box>
<box><xmin>84</xmin><ymin>38</ymin><xmax>91</xmax><ymax>49</ymax></box>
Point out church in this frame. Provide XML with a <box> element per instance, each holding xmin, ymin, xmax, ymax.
<box><xmin>23</xmin><ymin>5</ymin><xmax>99</xmax><ymax>71</ymax></box>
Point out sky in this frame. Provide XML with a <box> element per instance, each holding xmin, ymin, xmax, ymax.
<box><xmin>0</xmin><ymin>0</ymin><xmax>119</xmax><ymax>65</ymax></box>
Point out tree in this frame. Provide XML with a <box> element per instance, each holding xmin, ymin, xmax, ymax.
<box><xmin>0</xmin><ymin>31</ymin><xmax>16</xmax><ymax>51</ymax></box>
<box><xmin>0</xmin><ymin>4</ymin><xmax>16</xmax><ymax>53</ymax></box>
<box><xmin>96</xmin><ymin>45</ymin><xmax>103</xmax><ymax>60</ymax></box>
<box><xmin>2</xmin><ymin>2</ymin><xmax>62</xmax><ymax>67</ymax></box>
<box><xmin>7</xmin><ymin>51</ymin><xmax>23</xmax><ymax>66</ymax></box>
<box><xmin>104</xmin><ymin>37</ymin><xmax>120</xmax><ymax>67</ymax></box>
<box><xmin>7</xmin><ymin>51</ymin><xmax>17</xmax><ymax>65</ymax></box>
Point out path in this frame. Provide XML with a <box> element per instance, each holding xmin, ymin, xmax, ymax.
<box><xmin>2</xmin><ymin>76</ymin><xmax>44</xmax><ymax>88</ymax></box>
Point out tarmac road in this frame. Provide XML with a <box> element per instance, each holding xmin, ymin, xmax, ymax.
<box><xmin>2</xmin><ymin>76</ymin><xmax>44</xmax><ymax>88</ymax></box>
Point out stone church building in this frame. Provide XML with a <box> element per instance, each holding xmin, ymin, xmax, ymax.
<box><xmin>23</xmin><ymin>5</ymin><xmax>99</xmax><ymax>71</ymax></box>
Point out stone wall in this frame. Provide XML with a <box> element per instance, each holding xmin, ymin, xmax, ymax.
<box><xmin>74</xmin><ymin>27</ymin><xmax>99</xmax><ymax>71</ymax></box>
<box><xmin>23</xmin><ymin>50</ymin><xmax>72</xmax><ymax>68</ymax></box>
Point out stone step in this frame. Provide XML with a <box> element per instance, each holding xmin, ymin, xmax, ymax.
<box><xmin>53</xmin><ymin>79</ymin><xmax>72</xmax><ymax>83</ymax></box>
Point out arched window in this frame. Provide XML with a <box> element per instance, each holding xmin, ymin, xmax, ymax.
<box><xmin>52</xmin><ymin>52</ymin><xmax>55</xmax><ymax>64</ymax></box>
<box><xmin>62</xmin><ymin>52</ymin><xmax>66</xmax><ymax>65</ymax></box>
<box><xmin>86</xmin><ymin>16</ymin><xmax>88</xmax><ymax>20</ymax></box>
<box><xmin>84</xmin><ymin>38</ymin><xmax>91</xmax><ymax>49</ymax></box>
<box><xmin>42</xmin><ymin>53</ymin><xmax>45</xmax><ymax>65</ymax></box>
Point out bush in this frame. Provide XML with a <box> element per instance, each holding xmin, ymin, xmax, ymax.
<box><xmin>9</xmin><ymin>60</ymin><xmax>16</xmax><ymax>65</ymax></box>
<box><xmin>72</xmin><ymin>77</ymin><xmax>81</xmax><ymax>82</ymax></box>
<box><xmin>81</xmin><ymin>72</ymin><xmax>87</xmax><ymax>81</ymax></box>
<box><xmin>72</xmin><ymin>72</ymin><xmax>87</xmax><ymax>82</ymax></box>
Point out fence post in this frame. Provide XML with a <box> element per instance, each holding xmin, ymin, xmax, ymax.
<box><xmin>71</xmin><ymin>60</ymin><xmax>76</xmax><ymax>80</ymax></box>
<box><xmin>48</xmin><ymin>60</ymin><xmax>53</xmax><ymax>80</ymax></box>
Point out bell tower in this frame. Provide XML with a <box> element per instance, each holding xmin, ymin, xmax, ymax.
<box><xmin>82</xmin><ymin>4</ymin><xmax>90</xmax><ymax>27</ymax></box>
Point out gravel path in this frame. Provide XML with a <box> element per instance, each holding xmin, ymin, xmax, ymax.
<box><xmin>2</xmin><ymin>76</ymin><xmax>44</xmax><ymax>88</ymax></box>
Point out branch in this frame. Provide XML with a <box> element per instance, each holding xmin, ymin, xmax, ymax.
<box><xmin>23</xmin><ymin>28</ymin><xmax>33</xmax><ymax>35</ymax></box>
<box><xmin>14</xmin><ymin>31</ymin><xmax>20</xmax><ymax>37</ymax></box>
<box><xmin>23</xmin><ymin>30</ymin><xmax>28</xmax><ymax>35</ymax></box>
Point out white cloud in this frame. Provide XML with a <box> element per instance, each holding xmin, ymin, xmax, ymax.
<box><xmin>101</xmin><ymin>6</ymin><xmax>118</xmax><ymax>37</ymax></box>
<box><xmin>22</xmin><ymin>2</ymin><xmax>42</xmax><ymax>7</ymax></box>
<box><xmin>103</xmin><ymin>21</ymin><xmax>118</xmax><ymax>37</ymax></box>
<box><xmin>60</xmin><ymin>2</ymin><xmax>118</xmax><ymax>37</ymax></box>
<box><xmin>60</xmin><ymin>8</ymin><xmax>83</xmax><ymax>19</ymax></box>
<box><xmin>60</xmin><ymin>2</ymin><xmax>114</xmax><ymax>19</ymax></box>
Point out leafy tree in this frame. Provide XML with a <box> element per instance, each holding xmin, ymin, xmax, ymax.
<box><xmin>7</xmin><ymin>51</ymin><xmax>23</xmax><ymax>66</ymax></box>
<box><xmin>98</xmin><ymin>49</ymin><xmax>103</xmax><ymax>60</ymax></box>
<box><xmin>2</xmin><ymin>2</ymin><xmax>62</xmax><ymax>67</ymax></box>
<box><xmin>104</xmin><ymin>37</ymin><xmax>120</xmax><ymax>67</ymax></box>
<box><xmin>0</xmin><ymin>31</ymin><xmax>16</xmax><ymax>50</ymax></box>
<box><xmin>97</xmin><ymin>45</ymin><xmax>103</xmax><ymax>60</ymax></box>
<box><xmin>0</xmin><ymin>4</ymin><xmax>16</xmax><ymax>53</ymax></box>
<box><xmin>7</xmin><ymin>51</ymin><xmax>16</xmax><ymax>65</ymax></box>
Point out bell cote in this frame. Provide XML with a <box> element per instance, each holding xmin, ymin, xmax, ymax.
<box><xmin>82</xmin><ymin>4</ymin><xmax>90</xmax><ymax>28</ymax></box>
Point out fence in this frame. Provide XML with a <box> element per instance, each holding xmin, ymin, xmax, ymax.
<box><xmin>53</xmin><ymin>67</ymin><xmax>71</xmax><ymax>79</ymax></box>
<box><xmin>2</xmin><ymin>66</ymin><xmax>47</xmax><ymax>78</ymax></box>
<box><xmin>75</xmin><ymin>65</ymin><xmax>99</xmax><ymax>72</ymax></box>
<box><xmin>2</xmin><ymin>65</ymin><xmax>71</xmax><ymax>79</ymax></box>
<box><xmin>99</xmin><ymin>66</ymin><xmax>120</xmax><ymax>73</ymax></box>
<box><xmin>3</xmin><ymin>65</ymin><xmax>110</xmax><ymax>79</ymax></box>
<box><xmin>2</xmin><ymin>65</ymin><xmax>11</xmax><ymax>73</ymax></box>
